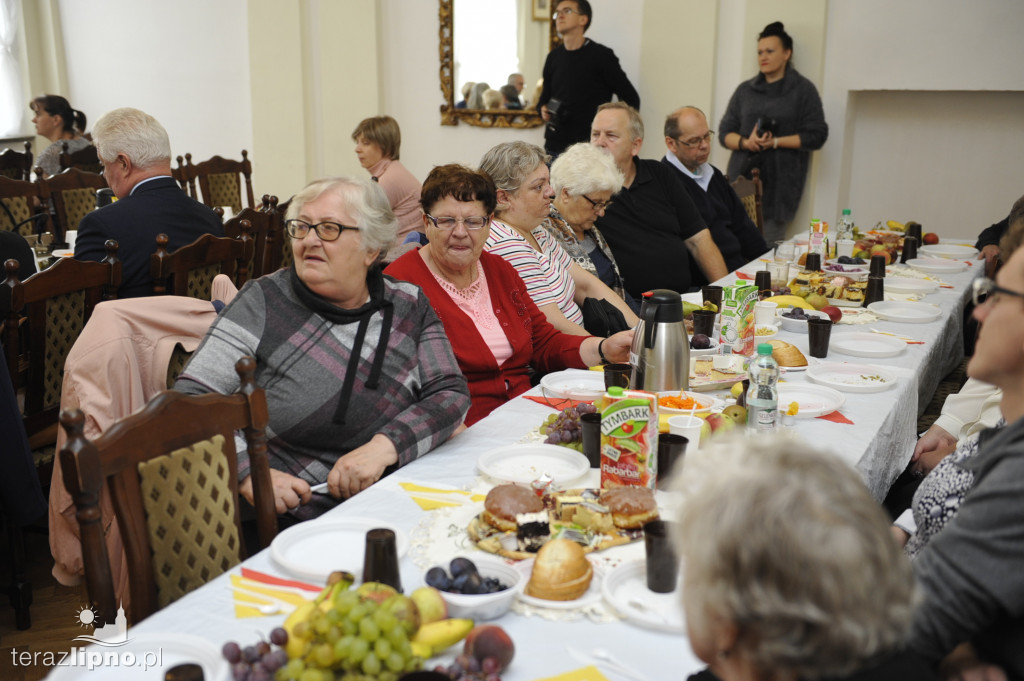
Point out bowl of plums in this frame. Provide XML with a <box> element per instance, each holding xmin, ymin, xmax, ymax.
<box><xmin>778</xmin><ymin>307</ymin><xmax>830</xmax><ymax>333</ymax></box>
<box><xmin>689</xmin><ymin>333</ymin><xmax>720</xmax><ymax>356</ymax></box>
<box><xmin>824</xmin><ymin>256</ymin><xmax>869</xmax><ymax>281</ymax></box>
<box><xmin>424</xmin><ymin>556</ymin><xmax>523</xmax><ymax>621</ymax></box>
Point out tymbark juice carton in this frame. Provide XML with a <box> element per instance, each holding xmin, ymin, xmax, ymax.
<box><xmin>599</xmin><ymin>387</ymin><xmax>657</xmax><ymax>490</ymax></box>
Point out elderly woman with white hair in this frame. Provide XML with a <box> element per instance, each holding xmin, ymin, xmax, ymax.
<box><xmin>480</xmin><ymin>140</ymin><xmax>638</xmax><ymax>336</ymax></box>
<box><xmin>543</xmin><ymin>142</ymin><xmax>637</xmax><ymax>313</ymax></box>
<box><xmin>672</xmin><ymin>433</ymin><xmax>934</xmax><ymax>681</ymax></box>
<box><xmin>176</xmin><ymin>177</ymin><xmax>470</xmax><ymax>520</ymax></box>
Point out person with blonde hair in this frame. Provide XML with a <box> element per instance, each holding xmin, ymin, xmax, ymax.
<box><xmin>671</xmin><ymin>432</ymin><xmax>933</xmax><ymax>681</ymax></box>
<box><xmin>352</xmin><ymin>115</ymin><xmax>423</xmax><ymax>247</ymax></box>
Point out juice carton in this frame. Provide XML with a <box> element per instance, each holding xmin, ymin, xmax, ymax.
<box><xmin>599</xmin><ymin>387</ymin><xmax>657</xmax><ymax>490</ymax></box>
<box><xmin>720</xmin><ymin>282</ymin><xmax>759</xmax><ymax>356</ymax></box>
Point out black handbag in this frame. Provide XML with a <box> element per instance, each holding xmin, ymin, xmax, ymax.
<box><xmin>581</xmin><ymin>297</ymin><xmax>630</xmax><ymax>337</ymax></box>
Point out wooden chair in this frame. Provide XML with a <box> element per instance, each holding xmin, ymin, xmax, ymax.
<box><xmin>38</xmin><ymin>168</ymin><xmax>108</xmax><ymax>245</ymax></box>
<box><xmin>264</xmin><ymin>195</ymin><xmax>293</xmax><ymax>274</ymax></box>
<box><xmin>222</xmin><ymin>195</ymin><xmax>279</xmax><ymax>278</ymax></box>
<box><xmin>182</xmin><ymin>150</ymin><xmax>255</xmax><ymax>214</ymax></box>
<box><xmin>730</xmin><ymin>168</ymin><xmax>764</xmax><ymax>235</ymax></box>
<box><xmin>151</xmin><ymin>229</ymin><xmax>253</xmax><ymax>298</ymax></box>
<box><xmin>1</xmin><ymin>241</ymin><xmax>121</xmax><ymax>456</ymax></box>
<box><xmin>58</xmin><ymin>355</ymin><xmax>276</xmax><ymax>625</ymax></box>
<box><xmin>0</xmin><ymin>142</ymin><xmax>33</xmax><ymax>181</ymax></box>
<box><xmin>172</xmin><ymin>154</ymin><xmax>192</xmax><ymax>193</ymax></box>
<box><xmin>0</xmin><ymin>175</ymin><xmax>50</xmax><ymax>238</ymax></box>
<box><xmin>59</xmin><ymin>141</ymin><xmax>103</xmax><ymax>174</ymax></box>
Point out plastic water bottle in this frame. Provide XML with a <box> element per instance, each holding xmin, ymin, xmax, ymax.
<box><xmin>836</xmin><ymin>208</ymin><xmax>855</xmax><ymax>259</ymax></box>
<box><xmin>746</xmin><ymin>343</ymin><xmax>779</xmax><ymax>431</ymax></box>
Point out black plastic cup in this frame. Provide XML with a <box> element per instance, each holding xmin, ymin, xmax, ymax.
<box><xmin>869</xmin><ymin>254</ymin><xmax>887</xmax><ymax>277</ymax></box>
<box><xmin>736</xmin><ymin>378</ymin><xmax>751</xmax><ymax>408</ymax></box>
<box><xmin>905</xmin><ymin>223</ymin><xmax>923</xmax><ymax>244</ymax></box>
<box><xmin>603</xmin><ymin>363</ymin><xmax>631</xmax><ymax>389</ymax></box>
<box><xmin>864</xmin><ymin>275</ymin><xmax>885</xmax><ymax>307</ymax></box>
<box><xmin>362</xmin><ymin>528</ymin><xmax>402</xmax><ymax>592</ymax></box>
<box><xmin>581</xmin><ymin>412</ymin><xmax>602</xmax><ymax>468</ymax></box>
<box><xmin>643</xmin><ymin>519</ymin><xmax>678</xmax><ymax>593</ymax></box>
<box><xmin>804</xmin><ymin>253</ymin><xmax>822</xmax><ymax>272</ymax></box>
<box><xmin>900</xmin><ymin>236</ymin><xmax>919</xmax><ymax>264</ymax></box>
<box><xmin>701</xmin><ymin>285</ymin><xmax>723</xmax><ymax>313</ymax></box>
<box><xmin>691</xmin><ymin>310</ymin><xmax>716</xmax><ymax>338</ymax></box>
<box><xmin>657</xmin><ymin>433</ymin><xmax>688</xmax><ymax>488</ymax></box>
<box><xmin>754</xmin><ymin>269</ymin><xmax>772</xmax><ymax>293</ymax></box>
<box><xmin>807</xmin><ymin>318</ymin><xmax>832</xmax><ymax>359</ymax></box>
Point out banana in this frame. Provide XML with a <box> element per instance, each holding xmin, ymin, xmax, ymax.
<box><xmin>764</xmin><ymin>295</ymin><xmax>814</xmax><ymax>310</ymax></box>
<box><xmin>316</xmin><ymin>577</ymin><xmax>353</xmax><ymax>613</ymax></box>
<box><xmin>886</xmin><ymin>220</ymin><xmax>905</xmax><ymax>232</ymax></box>
<box><xmin>282</xmin><ymin>600</ymin><xmax>316</xmax><ymax>658</ymax></box>
<box><xmin>682</xmin><ymin>301</ymin><xmax>703</xmax><ymax>317</ymax></box>
<box><xmin>410</xmin><ymin>618</ymin><xmax>474</xmax><ymax>652</ymax></box>
<box><xmin>410</xmin><ymin>641</ymin><xmax>433</xmax><ymax>659</ymax></box>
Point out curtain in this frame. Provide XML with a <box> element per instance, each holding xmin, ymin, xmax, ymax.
<box><xmin>0</xmin><ymin>0</ymin><xmax>24</xmax><ymax>136</ymax></box>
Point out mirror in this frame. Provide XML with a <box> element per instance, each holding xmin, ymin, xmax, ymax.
<box><xmin>438</xmin><ymin>0</ymin><xmax>558</xmax><ymax>128</ymax></box>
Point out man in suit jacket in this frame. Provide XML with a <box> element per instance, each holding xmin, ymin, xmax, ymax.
<box><xmin>663</xmin><ymin>106</ymin><xmax>768</xmax><ymax>283</ymax></box>
<box><xmin>74</xmin><ymin>107</ymin><xmax>222</xmax><ymax>298</ymax></box>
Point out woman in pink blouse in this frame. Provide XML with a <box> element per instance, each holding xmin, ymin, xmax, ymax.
<box><xmin>352</xmin><ymin>116</ymin><xmax>423</xmax><ymax>250</ymax></box>
<box><xmin>479</xmin><ymin>141</ymin><xmax>637</xmax><ymax>336</ymax></box>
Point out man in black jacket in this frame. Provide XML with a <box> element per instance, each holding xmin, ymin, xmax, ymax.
<box><xmin>74</xmin><ymin>107</ymin><xmax>222</xmax><ymax>298</ymax></box>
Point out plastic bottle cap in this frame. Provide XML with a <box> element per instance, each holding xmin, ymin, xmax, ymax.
<box><xmin>842</xmin><ymin>209</ymin><xmax>851</xmax><ymax>215</ymax></box>
<box><xmin>757</xmin><ymin>343</ymin><xmax>773</xmax><ymax>355</ymax></box>
<box><xmin>608</xmin><ymin>386</ymin><xmax>624</xmax><ymax>396</ymax></box>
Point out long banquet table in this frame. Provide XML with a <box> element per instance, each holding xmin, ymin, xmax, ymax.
<box><xmin>64</xmin><ymin>251</ymin><xmax>982</xmax><ymax>681</ymax></box>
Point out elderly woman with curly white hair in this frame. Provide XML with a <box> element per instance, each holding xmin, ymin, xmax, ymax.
<box><xmin>176</xmin><ymin>177</ymin><xmax>470</xmax><ymax>521</ymax></box>
<box><xmin>671</xmin><ymin>433</ymin><xmax>934</xmax><ymax>681</ymax></box>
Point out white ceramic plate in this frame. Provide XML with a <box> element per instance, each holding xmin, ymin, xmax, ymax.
<box><xmin>516</xmin><ymin>558</ymin><xmax>603</xmax><ymax>610</ymax></box>
<box><xmin>906</xmin><ymin>257</ymin><xmax>968</xmax><ymax>274</ymax></box>
<box><xmin>884</xmin><ymin>277</ymin><xmax>940</xmax><ymax>295</ymax></box>
<box><xmin>539</xmin><ymin>369</ymin><xmax>606</xmax><ymax>401</ymax></box>
<box><xmin>777</xmin><ymin>309</ymin><xmax>829</xmax><ymax>334</ymax></box>
<box><xmin>919</xmin><ymin>244</ymin><xmax>979</xmax><ymax>260</ymax></box>
<box><xmin>868</xmin><ymin>301</ymin><xmax>942</xmax><ymax>323</ymax></box>
<box><xmin>601</xmin><ymin>560</ymin><xmax>685</xmax><ymax>634</ymax></box>
<box><xmin>776</xmin><ymin>384</ymin><xmax>845</xmax><ymax>418</ymax></box>
<box><xmin>48</xmin><ymin>633</ymin><xmax>228</xmax><ymax>681</ymax></box>
<box><xmin>271</xmin><ymin>517</ymin><xmax>408</xmax><ymax>583</ymax></box>
<box><xmin>52</xmin><ymin>248</ymin><xmax>75</xmax><ymax>258</ymax></box>
<box><xmin>805</xmin><ymin>362</ymin><xmax>899</xmax><ymax>393</ymax></box>
<box><xmin>477</xmin><ymin>443</ymin><xmax>589</xmax><ymax>486</ymax></box>
<box><xmin>828</xmin><ymin>332</ymin><xmax>906</xmax><ymax>358</ymax></box>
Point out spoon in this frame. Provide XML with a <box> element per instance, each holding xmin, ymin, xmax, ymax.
<box><xmin>222</xmin><ymin>587</ymin><xmax>296</xmax><ymax>615</ymax></box>
<box><xmin>590</xmin><ymin>648</ymin><xmax>654</xmax><ymax>681</ymax></box>
<box><xmin>219</xmin><ymin>595</ymin><xmax>282</xmax><ymax>616</ymax></box>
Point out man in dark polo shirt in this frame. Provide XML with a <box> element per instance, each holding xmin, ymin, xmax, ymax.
<box><xmin>663</xmin><ymin>106</ymin><xmax>768</xmax><ymax>280</ymax></box>
<box><xmin>591</xmin><ymin>102</ymin><xmax>727</xmax><ymax>298</ymax></box>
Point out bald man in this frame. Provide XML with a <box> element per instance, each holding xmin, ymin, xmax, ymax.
<box><xmin>663</xmin><ymin>106</ymin><xmax>767</xmax><ymax>278</ymax></box>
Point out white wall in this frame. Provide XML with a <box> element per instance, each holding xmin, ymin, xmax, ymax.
<box><xmin>58</xmin><ymin>0</ymin><xmax>253</xmax><ymax>178</ymax></box>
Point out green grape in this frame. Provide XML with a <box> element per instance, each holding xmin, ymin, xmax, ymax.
<box><xmin>348</xmin><ymin>637</ymin><xmax>369</xmax><ymax>664</ymax></box>
<box><xmin>373</xmin><ymin>637</ymin><xmax>392</xmax><ymax>659</ymax></box>
<box><xmin>285</xmin><ymin>658</ymin><xmax>305</xmax><ymax>677</ymax></box>
<box><xmin>361</xmin><ymin>651</ymin><xmax>381</xmax><ymax>677</ymax></box>
<box><xmin>298</xmin><ymin>668</ymin><xmax>322</xmax><ymax>681</ymax></box>
<box><xmin>333</xmin><ymin>635</ymin><xmax>354</xmax><ymax>662</ymax></box>
<box><xmin>333</xmin><ymin>589</ymin><xmax>358</xmax><ymax>613</ymax></box>
<box><xmin>293</xmin><ymin>621</ymin><xmax>310</xmax><ymax>640</ymax></box>
<box><xmin>372</xmin><ymin>608</ymin><xmax>397</xmax><ymax>632</ymax></box>
<box><xmin>341</xmin><ymin>619</ymin><xmax>357</xmax><ymax>636</ymax></box>
<box><xmin>325</xmin><ymin>608</ymin><xmax>343</xmax><ymax>624</ymax></box>
<box><xmin>380</xmin><ymin>671</ymin><xmax>399</xmax><ymax>681</ymax></box>
<box><xmin>404</xmin><ymin>654</ymin><xmax>421</xmax><ymax>671</ymax></box>
<box><xmin>385</xmin><ymin>651</ymin><xmax>406</xmax><ymax>673</ymax></box>
<box><xmin>311</xmin><ymin>642</ymin><xmax>333</xmax><ymax>668</ymax></box>
<box><xmin>358</xmin><ymin>617</ymin><xmax>380</xmax><ymax>642</ymax></box>
<box><xmin>313</xmin><ymin>616</ymin><xmax>331</xmax><ymax>636</ymax></box>
<box><xmin>394</xmin><ymin>637</ymin><xmax>412</xmax><ymax>658</ymax></box>
<box><xmin>325</xmin><ymin>625</ymin><xmax>342</xmax><ymax>645</ymax></box>
<box><xmin>347</xmin><ymin>604</ymin><xmax>368</xmax><ymax>623</ymax></box>
<box><xmin>385</xmin><ymin>626</ymin><xmax>407</xmax><ymax>649</ymax></box>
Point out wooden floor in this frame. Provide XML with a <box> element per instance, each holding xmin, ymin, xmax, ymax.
<box><xmin>1</xmin><ymin>522</ymin><xmax>87</xmax><ymax>681</ymax></box>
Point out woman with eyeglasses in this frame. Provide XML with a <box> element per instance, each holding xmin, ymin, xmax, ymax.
<box><xmin>541</xmin><ymin>142</ymin><xmax>639</xmax><ymax>314</ymax></box>
<box><xmin>386</xmin><ymin>164</ymin><xmax>634</xmax><ymax>426</ymax></box>
<box><xmin>479</xmin><ymin>141</ymin><xmax>638</xmax><ymax>336</ymax></box>
<box><xmin>176</xmin><ymin>177</ymin><xmax>469</xmax><ymax>520</ymax></box>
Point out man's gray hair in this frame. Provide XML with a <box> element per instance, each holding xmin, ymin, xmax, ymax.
<box><xmin>550</xmin><ymin>142</ymin><xmax>623</xmax><ymax>198</ymax></box>
<box><xmin>595</xmin><ymin>101</ymin><xmax>643</xmax><ymax>142</ymax></box>
<box><xmin>286</xmin><ymin>177</ymin><xmax>397</xmax><ymax>263</ymax></box>
<box><xmin>669</xmin><ymin>432</ymin><xmax>918</xmax><ymax>680</ymax></box>
<box><xmin>478</xmin><ymin>141</ymin><xmax>549</xmax><ymax>215</ymax></box>
<box><xmin>92</xmin><ymin>107</ymin><xmax>171</xmax><ymax>170</ymax></box>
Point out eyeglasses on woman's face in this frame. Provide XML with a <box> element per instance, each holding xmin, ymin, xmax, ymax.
<box><xmin>286</xmin><ymin>219</ymin><xmax>359</xmax><ymax>242</ymax></box>
<box><xmin>424</xmin><ymin>215</ymin><xmax>489</xmax><ymax>231</ymax></box>
<box><xmin>676</xmin><ymin>131</ymin><xmax>715</xmax><ymax>148</ymax></box>
<box><xmin>581</xmin><ymin>194</ymin><xmax>613</xmax><ymax>212</ymax></box>
<box><xmin>971</xmin><ymin>276</ymin><xmax>1024</xmax><ymax>308</ymax></box>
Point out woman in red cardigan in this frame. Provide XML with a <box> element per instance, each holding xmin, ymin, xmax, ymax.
<box><xmin>386</xmin><ymin>164</ymin><xmax>633</xmax><ymax>426</ymax></box>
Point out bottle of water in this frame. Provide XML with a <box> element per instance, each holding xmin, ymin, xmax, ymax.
<box><xmin>836</xmin><ymin>208</ymin><xmax>855</xmax><ymax>259</ymax></box>
<box><xmin>746</xmin><ymin>343</ymin><xmax>779</xmax><ymax>431</ymax></box>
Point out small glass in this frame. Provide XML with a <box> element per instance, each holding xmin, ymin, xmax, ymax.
<box><xmin>643</xmin><ymin>519</ymin><xmax>678</xmax><ymax>593</ymax></box>
<box><xmin>864</xmin><ymin>275</ymin><xmax>885</xmax><ymax>307</ymax></box>
<box><xmin>774</xmin><ymin>240</ymin><xmax>796</xmax><ymax>263</ymax></box>
<box><xmin>701</xmin><ymin>285</ymin><xmax>723</xmax><ymax>314</ymax></box>
<box><xmin>900</xmin><ymin>236</ymin><xmax>919</xmax><ymax>264</ymax></box>
<box><xmin>905</xmin><ymin>223</ymin><xmax>923</xmax><ymax>244</ymax></box>
<box><xmin>691</xmin><ymin>310</ymin><xmax>716</xmax><ymax>338</ymax></box>
<box><xmin>363</xmin><ymin>528</ymin><xmax>402</xmax><ymax>592</ymax></box>
<box><xmin>603</xmin><ymin>363</ymin><xmax>631</xmax><ymax>389</ymax></box>
<box><xmin>807</xmin><ymin>318</ymin><xmax>832</xmax><ymax>359</ymax></box>
<box><xmin>870</xmin><ymin>254</ymin><xmax>887</xmax><ymax>277</ymax></box>
<box><xmin>768</xmin><ymin>261</ymin><xmax>790</xmax><ymax>288</ymax></box>
<box><xmin>754</xmin><ymin>270</ymin><xmax>772</xmax><ymax>295</ymax></box>
<box><xmin>580</xmin><ymin>412</ymin><xmax>601</xmax><ymax>468</ymax></box>
<box><xmin>657</xmin><ymin>434</ymin><xmax>688</xmax><ymax>489</ymax></box>
<box><xmin>804</xmin><ymin>253</ymin><xmax>822</xmax><ymax>273</ymax></box>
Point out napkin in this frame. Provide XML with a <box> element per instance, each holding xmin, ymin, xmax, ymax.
<box><xmin>399</xmin><ymin>481</ymin><xmax>486</xmax><ymax>510</ymax></box>
<box><xmin>240</xmin><ymin>567</ymin><xmax>322</xmax><ymax>592</ymax></box>
<box><xmin>228</xmin><ymin>574</ymin><xmax>312</xmax><ymax>618</ymax></box>
<box><xmin>531</xmin><ymin>666</ymin><xmax>611</xmax><ymax>681</ymax></box>
<box><xmin>524</xmin><ymin>395</ymin><xmax>588</xmax><ymax>411</ymax></box>
<box><xmin>735</xmin><ymin>271</ymin><xmax>754</xmax><ymax>280</ymax></box>
<box><xmin>817</xmin><ymin>410</ymin><xmax>854</xmax><ymax>425</ymax></box>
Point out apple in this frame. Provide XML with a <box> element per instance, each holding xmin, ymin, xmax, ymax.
<box><xmin>411</xmin><ymin>586</ymin><xmax>448</xmax><ymax>625</ymax></box>
<box><xmin>464</xmin><ymin>624</ymin><xmax>515</xmax><ymax>673</ymax></box>
<box><xmin>722</xmin><ymin>405</ymin><xmax>747</xmax><ymax>425</ymax></box>
<box><xmin>356</xmin><ymin>581</ymin><xmax>398</xmax><ymax>604</ymax></box>
<box><xmin>704</xmin><ymin>412</ymin><xmax>736</xmax><ymax>435</ymax></box>
<box><xmin>730</xmin><ymin>381</ymin><xmax>745</xmax><ymax>400</ymax></box>
<box><xmin>380</xmin><ymin>593</ymin><xmax>421</xmax><ymax>635</ymax></box>
<box><xmin>820</xmin><ymin>305</ymin><xmax>842</xmax><ymax>324</ymax></box>
<box><xmin>805</xmin><ymin>293</ymin><xmax>828</xmax><ymax>310</ymax></box>
<box><xmin>699</xmin><ymin>418</ymin><xmax>712</xmax><ymax>441</ymax></box>
<box><xmin>923</xmin><ymin>232</ymin><xmax>939</xmax><ymax>245</ymax></box>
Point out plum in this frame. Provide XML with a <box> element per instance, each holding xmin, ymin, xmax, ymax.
<box><xmin>690</xmin><ymin>334</ymin><xmax>711</xmax><ymax>349</ymax></box>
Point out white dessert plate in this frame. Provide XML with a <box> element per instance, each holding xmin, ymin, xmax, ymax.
<box><xmin>271</xmin><ymin>518</ymin><xmax>408</xmax><ymax>583</ymax></box>
<box><xmin>52</xmin><ymin>248</ymin><xmax>75</xmax><ymax>258</ymax></box>
<box><xmin>906</xmin><ymin>257</ymin><xmax>968</xmax><ymax>274</ymax></box>
<box><xmin>48</xmin><ymin>633</ymin><xmax>229</xmax><ymax>681</ymax></box>
<box><xmin>516</xmin><ymin>558</ymin><xmax>604</xmax><ymax>610</ymax></box>
<box><xmin>919</xmin><ymin>244</ymin><xmax>978</xmax><ymax>260</ymax></box>
<box><xmin>884</xmin><ymin>277</ymin><xmax>940</xmax><ymax>295</ymax></box>
<box><xmin>539</xmin><ymin>369</ymin><xmax>606</xmax><ymax>401</ymax></box>
<box><xmin>655</xmin><ymin>390</ymin><xmax>716</xmax><ymax>416</ymax></box>
<box><xmin>805</xmin><ymin>362</ymin><xmax>899</xmax><ymax>393</ymax></box>
<box><xmin>776</xmin><ymin>384</ymin><xmax>845</xmax><ymax>419</ymax></box>
<box><xmin>828</xmin><ymin>332</ymin><xmax>906</xmax><ymax>358</ymax></box>
<box><xmin>477</xmin><ymin>443</ymin><xmax>589</xmax><ymax>486</ymax></box>
<box><xmin>777</xmin><ymin>309</ymin><xmax>829</xmax><ymax>333</ymax></box>
<box><xmin>601</xmin><ymin>560</ymin><xmax>685</xmax><ymax>634</ymax></box>
<box><xmin>868</xmin><ymin>301</ymin><xmax>942</xmax><ymax>323</ymax></box>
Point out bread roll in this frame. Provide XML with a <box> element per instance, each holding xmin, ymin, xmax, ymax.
<box><xmin>524</xmin><ymin>538</ymin><xmax>593</xmax><ymax>601</ymax></box>
<box><xmin>768</xmin><ymin>340</ymin><xmax>808</xmax><ymax>368</ymax></box>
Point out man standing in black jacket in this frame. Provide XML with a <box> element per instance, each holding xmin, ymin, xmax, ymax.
<box><xmin>537</xmin><ymin>0</ymin><xmax>640</xmax><ymax>157</ymax></box>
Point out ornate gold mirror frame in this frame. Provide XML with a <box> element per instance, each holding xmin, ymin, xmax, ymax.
<box><xmin>438</xmin><ymin>0</ymin><xmax>553</xmax><ymax>128</ymax></box>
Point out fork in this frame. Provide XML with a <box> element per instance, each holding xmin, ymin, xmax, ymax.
<box><xmin>869</xmin><ymin>328</ymin><xmax>924</xmax><ymax>344</ymax></box>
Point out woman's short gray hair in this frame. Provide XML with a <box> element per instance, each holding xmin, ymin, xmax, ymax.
<box><xmin>92</xmin><ymin>107</ymin><xmax>171</xmax><ymax>170</ymax></box>
<box><xmin>669</xmin><ymin>432</ymin><xmax>917</xmax><ymax>680</ymax></box>
<box><xmin>286</xmin><ymin>177</ymin><xmax>398</xmax><ymax>263</ymax></box>
<box><xmin>478</xmin><ymin>141</ymin><xmax>549</xmax><ymax>214</ymax></box>
<box><xmin>550</xmin><ymin>143</ymin><xmax>624</xmax><ymax>198</ymax></box>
